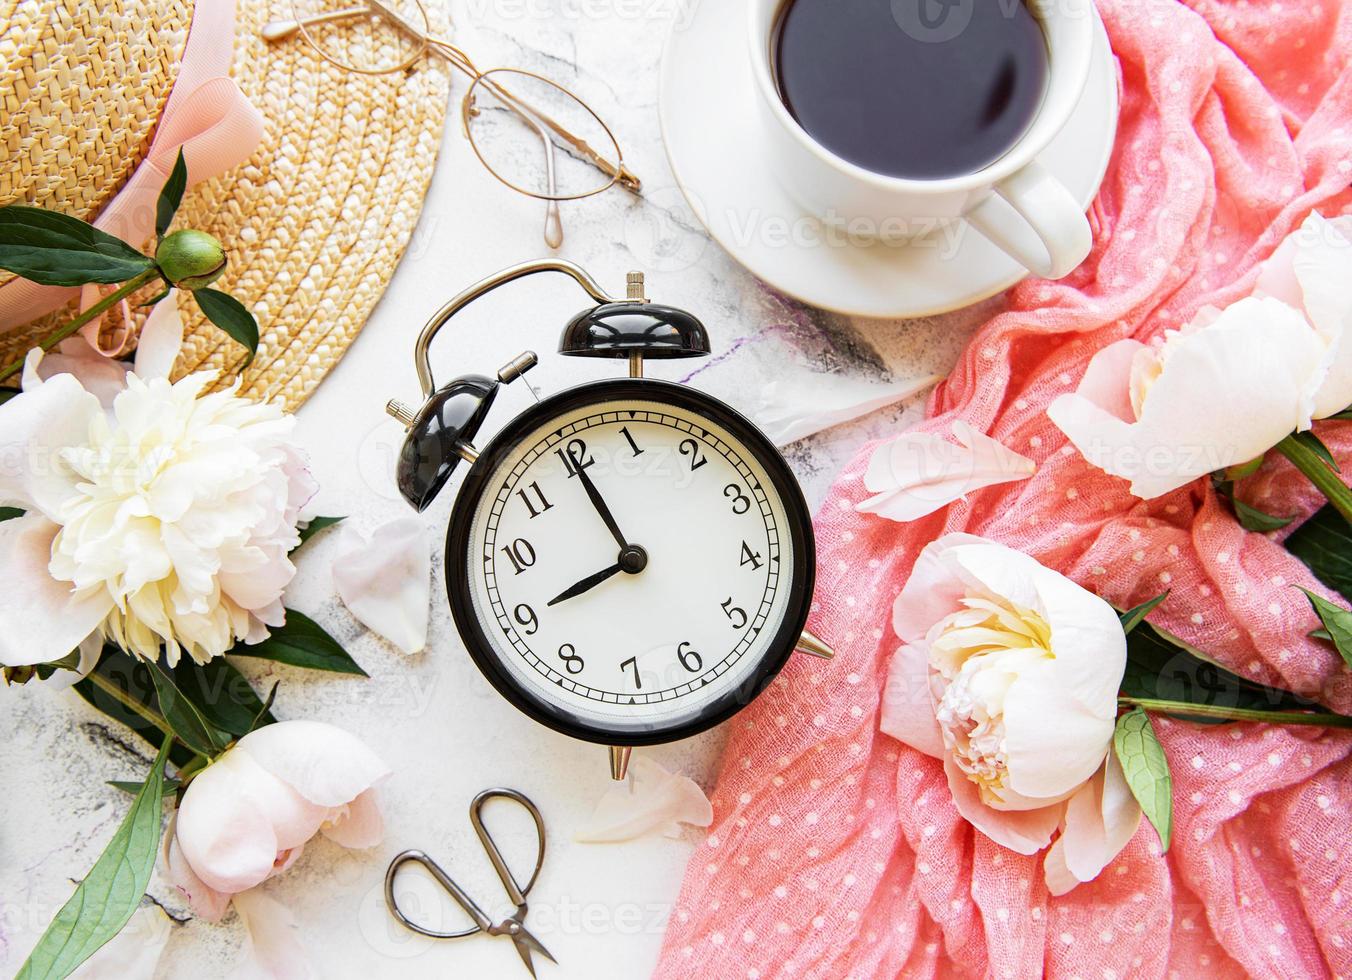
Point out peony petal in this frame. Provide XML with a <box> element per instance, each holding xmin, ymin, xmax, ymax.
<box><xmin>236</xmin><ymin>720</ymin><xmax>392</xmax><ymax>809</ymax></box>
<box><xmin>164</xmin><ymin>818</ymin><xmax>233</xmax><ymax>922</ymax></box>
<box><xmin>1043</xmin><ymin>754</ymin><xmax>1142</xmax><ymax>895</ymax></box>
<box><xmin>855</xmin><ymin>420</ymin><xmax>1034</xmax><ymax>522</ymax></box>
<box><xmin>1048</xmin><ymin>297</ymin><xmax>1325</xmax><ymax>498</ymax></box>
<box><xmin>133</xmin><ymin>289</ymin><xmax>186</xmax><ymax>381</ymax></box>
<box><xmin>175</xmin><ymin>749</ymin><xmax>327</xmax><ymax>895</ymax></box>
<box><xmin>43</xmin><ymin>632</ymin><xmax>107</xmax><ymax>692</ymax></box>
<box><xmin>752</xmin><ymin>373</ymin><xmax>941</xmax><ymax>446</ymax></box>
<box><xmin>1062</xmin><ymin>752</ymin><xmax>1142</xmax><ymax>882</ymax></box>
<box><xmin>230</xmin><ymin>888</ymin><xmax>315</xmax><ymax>980</ymax></box>
<box><xmin>879</xmin><ymin>644</ymin><xmax>945</xmax><ymax>759</ymax></box>
<box><xmin>891</xmin><ymin>532</ymin><xmax>993</xmax><ymax>644</ymax></box>
<box><xmin>331</xmin><ymin>518</ymin><xmax>431</xmax><ymax>656</ymax></box>
<box><xmin>23</xmin><ymin>338</ymin><xmax>131</xmax><ymax>409</ymax></box>
<box><xmin>70</xmin><ymin>905</ymin><xmax>172</xmax><ymax>979</ymax></box>
<box><xmin>575</xmin><ymin>755</ymin><xmax>713</xmax><ymax>843</ymax></box>
<box><xmin>0</xmin><ymin>371</ymin><xmax>100</xmax><ymax>515</ymax></box>
<box><xmin>942</xmin><ymin>755</ymin><xmax>1062</xmax><ymax>855</ymax></box>
<box><xmin>1001</xmin><ymin>667</ymin><xmax>1117</xmax><ymax>801</ymax></box>
<box><xmin>1283</xmin><ymin>213</ymin><xmax>1352</xmax><ymax>418</ymax></box>
<box><xmin>320</xmin><ymin>787</ymin><xmax>385</xmax><ymax>849</ymax></box>
<box><xmin>1073</xmin><ymin>339</ymin><xmax>1144</xmax><ymax>424</ymax></box>
<box><xmin>0</xmin><ymin>514</ymin><xmax>112</xmax><ymax>666</ymax></box>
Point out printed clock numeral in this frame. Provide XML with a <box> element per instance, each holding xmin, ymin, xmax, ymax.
<box><xmin>513</xmin><ymin>603</ymin><xmax>539</xmax><ymax>636</ymax></box>
<box><xmin>739</xmin><ymin>541</ymin><xmax>764</xmax><ymax>570</ymax></box>
<box><xmin>558</xmin><ymin>643</ymin><xmax>585</xmax><ymax>675</ymax></box>
<box><xmin>554</xmin><ymin>438</ymin><xmax>594</xmax><ymax>477</ymax></box>
<box><xmin>620</xmin><ymin>426</ymin><xmax>645</xmax><ymax>456</ymax></box>
<box><xmin>720</xmin><ymin>598</ymin><xmax>748</xmax><ymax>630</ymax></box>
<box><xmin>621</xmin><ymin>656</ymin><xmax>642</xmax><ymax>689</ymax></box>
<box><xmin>677</xmin><ymin>641</ymin><xmax>703</xmax><ymax>673</ymax></box>
<box><xmin>500</xmin><ymin>537</ymin><xmax>537</xmax><ymax>575</ymax></box>
<box><xmin>678</xmin><ymin>438</ymin><xmax>707</xmax><ymax>471</ymax></box>
<box><xmin>515</xmin><ymin>480</ymin><xmax>553</xmax><ymax>519</ymax></box>
<box><xmin>724</xmin><ymin>483</ymin><xmax>751</xmax><ymax>514</ymax></box>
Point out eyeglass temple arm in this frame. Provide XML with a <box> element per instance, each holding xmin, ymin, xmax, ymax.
<box><xmin>462</xmin><ymin>66</ymin><xmax>641</xmax><ymax>193</ymax></box>
<box><xmin>413</xmin><ymin>259</ymin><xmax>621</xmax><ymax>397</ymax></box>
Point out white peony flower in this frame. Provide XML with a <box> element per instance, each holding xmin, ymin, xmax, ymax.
<box><xmin>0</xmin><ymin>291</ymin><xmax>315</xmax><ymax>667</ymax></box>
<box><xmin>880</xmin><ymin>533</ymin><xmax>1140</xmax><ymax>895</ymax></box>
<box><xmin>1046</xmin><ymin>296</ymin><xmax>1326</xmax><ymax>499</ymax></box>
<box><xmin>165</xmin><ymin>720</ymin><xmax>389</xmax><ymax>922</ymax></box>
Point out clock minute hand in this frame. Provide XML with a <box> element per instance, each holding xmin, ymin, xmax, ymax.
<box><xmin>569</xmin><ymin>449</ymin><xmax>630</xmax><ymax>550</ymax></box>
<box><xmin>547</xmin><ymin>562</ymin><xmax>624</xmax><ymax>607</ymax></box>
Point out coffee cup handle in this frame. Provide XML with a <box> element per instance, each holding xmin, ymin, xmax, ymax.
<box><xmin>964</xmin><ymin>160</ymin><xmax>1092</xmax><ymax>279</ymax></box>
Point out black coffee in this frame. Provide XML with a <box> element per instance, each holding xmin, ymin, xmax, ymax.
<box><xmin>772</xmin><ymin>0</ymin><xmax>1048</xmax><ymax>180</ymax></box>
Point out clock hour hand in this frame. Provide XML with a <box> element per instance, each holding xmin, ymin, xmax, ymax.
<box><xmin>568</xmin><ymin>447</ymin><xmax>630</xmax><ymax>550</ymax></box>
<box><xmin>547</xmin><ymin>562</ymin><xmax>623</xmax><ymax>606</ymax></box>
<box><xmin>546</xmin><ymin>545</ymin><xmax>649</xmax><ymax>607</ymax></box>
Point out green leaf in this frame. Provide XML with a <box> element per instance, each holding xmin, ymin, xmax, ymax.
<box><xmin>295</xmin><ymin>515</ymin><xmax>345</xmax><ymax>551</ymax></box>
<box><xmin>108</xmin><ymin>777</ymin><xmax>180</xmax><ymax>798</ymax></box>
<box><xmin>73</xmin><ymin>651</ymin><xmax>196</xmax><ymax>770</ymax></box>
<box><xmin>1119</xmin><ymin>591</ymin><xmax>1168</xmax><ymax>634</ymax></box>
<box><xmin>1122</xmin><ymin>620</ymin><xmax>1313</xmax><ymax>719</ymax></box>
<box><xmin>193</xmin><ymin>288</ymin><xmax>258</xmax><ymax>360</ymax></box>
<box><xmin>1311</xmin><ymin>627</ymin><xmax>1333</xmax><ymax>641</ymax></box>
<box><xmin>243</xmin><ymin>681</ymin><xmax>280</xmax><ymax>737</ymax></box>
<box><xmin>0</xmin><ymin>506</ymin><xmax>23</xmax><ymax>523</ymax></box>
<box><xmin>1231</xmin><ymin>497</ymin><xmax>1294</xmax><ymax>532</ymax></box>
<box><xmin>171</xmin><ymin>658</ymin><xmax>276</xmax><ymax>736</ymax></box>
<box><xmin>143</xmin><ymin>658</ymin><xmax>230</xmax><ymax>757</ymax></box>
<box><xmin>1113</xmin><ymin>707</ymin><xmax>1173</xmax><ymax>852</ymax></box>
<box><xmin>1289</xmin><ymin>430</ymin><xmax>1339</xmax><ymax>473</ymax></box>
<box><xmin>0</xmin><ymin>388</ymin><xmax>18</xmax><ymax>406</ymax></box>
<box><xmin>1298</xmin><ymin>587</ymin><xmax>1352</xmax><ymax>668</ymax></box>
<box><xmin>1285</xmin><ymin>505</ymin><xmax>1352</xmax><ymax>604</ymax></box>
<box><xmin>0</xmin><ymin>205</ymin><xmax>155</xmax><ymax>286</ymax></box>
<box><xmin>155</xmin><ymin>149</ymin><xmax>188</xmax><ymax>239</ymax></box>
<box><xmin>230</xmin><ymin>609</ymin><xmax>367</xmax><ymax>676</ymax></box>
<box><xmin>16</xmin><ymin>736</ymin><xmax>171</xmax><ymax>980</ymax></box>
<box><xmin>1330</xmin><ymin>407</ymin><xmax>1352</xmax><ymax>421</ymax></box>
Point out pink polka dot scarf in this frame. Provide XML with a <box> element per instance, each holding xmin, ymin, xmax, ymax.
<box><xmin>653</xmin><ymin>0</ymin><xmax>1352</xmax><ymax>976</ymax></box>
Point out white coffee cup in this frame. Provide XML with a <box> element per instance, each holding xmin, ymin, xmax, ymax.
<box><xmin>746</xmin><ymin>0</ymin><xmax>1097</xmax><ymax>279</ymax></box>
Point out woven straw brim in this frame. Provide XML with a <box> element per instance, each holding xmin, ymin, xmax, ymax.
<box><xmin>0</xmin><ymin>1</ymin><xmax>450</xmax><ymax>411</ymax></box>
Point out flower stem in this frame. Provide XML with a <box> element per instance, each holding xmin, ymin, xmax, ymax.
<box><xmin>1276</xmin><ymin>433</ymin><xmax>1352</xmax><ymax>525</ymax></box>
<box><xmin>0</xmin><ymin>268</ymin><xmax>162</xmax><ymax>383</ymax></box>
<box><xmin>85</xmin><ymin>665</ymin><xmax>171</xmax><ymax>735</ymax></box>
<box><xmin>1119</xmin><ymin>695</ymin><xmax>1352</xmax><ymax>729</ymax></box>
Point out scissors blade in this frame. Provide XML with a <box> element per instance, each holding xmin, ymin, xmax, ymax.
<box><xmin>512</xmin><ymin>924</ymin><xmax>557</xmax><ymax>971</ymax></box>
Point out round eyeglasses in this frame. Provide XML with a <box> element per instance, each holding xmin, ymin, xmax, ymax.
<box><xmin>263</xmin><ymin>0</ymin><xmax>642</xmax><ymax>247</ymax></box>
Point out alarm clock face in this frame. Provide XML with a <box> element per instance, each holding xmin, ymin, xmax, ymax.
<box><xmin>446</xmin><ymin>379</ymin><xmax>814</xmax><ymax>745</ymax></box>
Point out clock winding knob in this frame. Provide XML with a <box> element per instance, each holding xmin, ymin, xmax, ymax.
<box><xmin>386</xmin><ymin>399</ymin><xmax>417</xmax><ymax>429</ymax></box>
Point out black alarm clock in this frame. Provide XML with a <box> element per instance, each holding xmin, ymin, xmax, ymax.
<box><xmin>387</xmin><ymin>260</ymin><xmax>832</xmax><ymax>779</ymax></box>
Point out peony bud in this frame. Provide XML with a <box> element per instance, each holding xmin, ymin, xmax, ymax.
<box><xmin>155</xmin><ymin>229</ymin><xmax>227</xmax><ymax>289</ymax></box>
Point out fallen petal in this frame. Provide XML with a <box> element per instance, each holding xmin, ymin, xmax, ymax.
<box><xmin>70</xmin><ymin>904</ymin><xmax>173</xmax><ymax>979</ymax></box>
<box><xmin>331</xmin><ymin>518</ymin><xmax>431</xmax><ymax>656</ymax></box>
<box><xmin>575</xmin><ymin>755</ymin><xmax>712</xmax><ymax>843</ymax></box>
<box><xmin>856</xmin><ymin>419</ymin><xmax>1034</xmax><ymax>522</ymax></box>
<box><xmin>753</xmin><ymin>373</ymin><xmax>940</xmax><ymax>446</ymax></box>
<box><xmin>230</xmin><ymin>888</ymin><xmax>315</xmax><ymax>980</ymax></box>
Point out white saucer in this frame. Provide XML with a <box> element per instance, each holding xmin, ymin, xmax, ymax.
<box><xmin>658</xmin><ymin>4</ymin><xmax>1119</xmax><ymax>319</ymax></box>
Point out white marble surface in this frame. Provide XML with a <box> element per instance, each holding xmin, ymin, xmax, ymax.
<box><xmin>0</xmin><ymin>2</ymin><xmax>999</xmax><ymax>976</ymax></box>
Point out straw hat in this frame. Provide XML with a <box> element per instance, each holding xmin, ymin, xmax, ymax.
<box><xmin>0</xmin><ymin>0</ymin><xmax>450</xmax><ymax>410</ymax></box>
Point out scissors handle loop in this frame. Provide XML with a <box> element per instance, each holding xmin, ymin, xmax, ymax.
<box><xmin>384</xmin><ymin>788</ymin><xmax>547</xmax><ymax>940</ymax></box>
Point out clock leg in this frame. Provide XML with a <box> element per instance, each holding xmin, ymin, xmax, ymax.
<box><xmin>795</xmin><ymin>629</ymin><xmax>834</xmax><ymax>660</ymax></box>
<box><xmin>609</xmin><ymin>745</ymin><xmax>633</xmax><ymax>781</ymax></box>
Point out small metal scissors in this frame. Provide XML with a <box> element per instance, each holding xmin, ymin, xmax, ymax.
<box><xmin>384</xmin><ymin>788</ymin><xmax>556</xmax><ymax>976</ymax></box>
